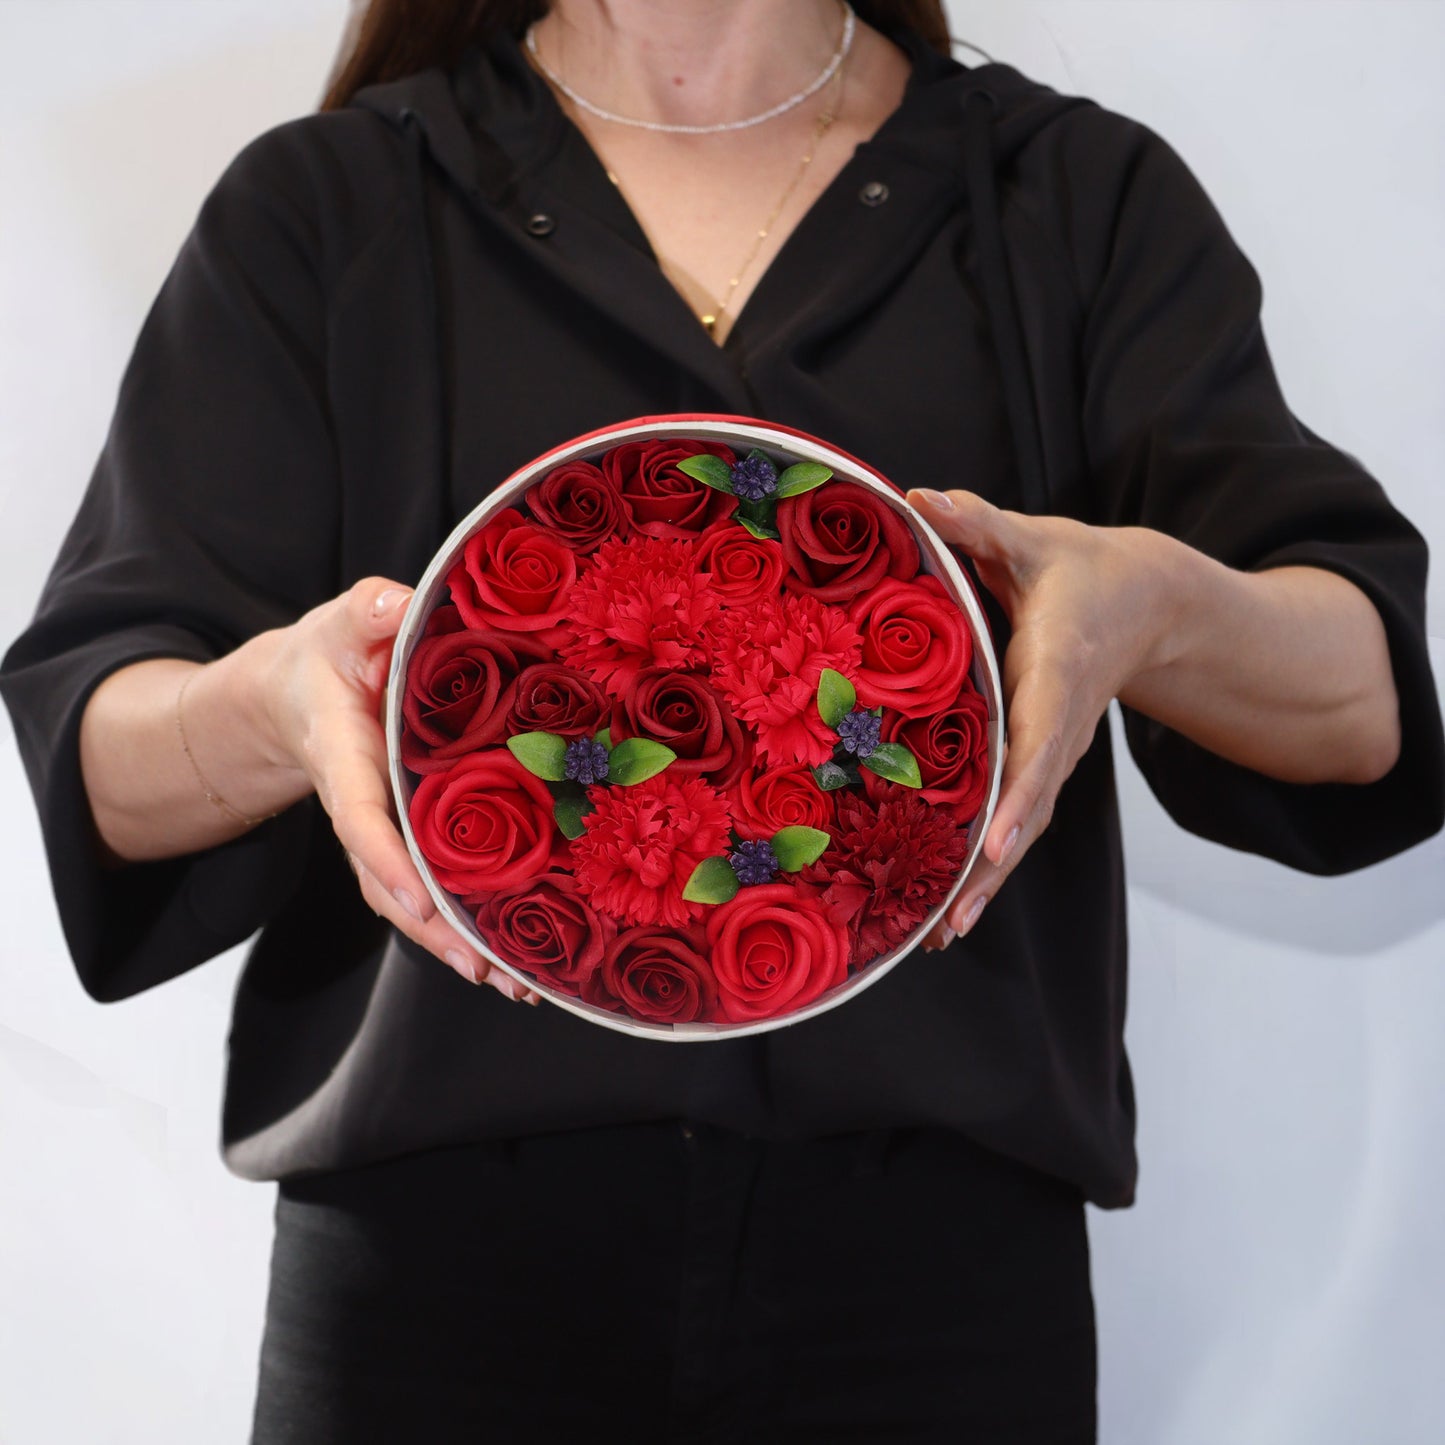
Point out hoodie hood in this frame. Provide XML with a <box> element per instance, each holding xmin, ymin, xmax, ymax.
<box><xmin>350</xmin><ymin>22</ymin><xmax>1096</xmax><ymax>519</ymax></box>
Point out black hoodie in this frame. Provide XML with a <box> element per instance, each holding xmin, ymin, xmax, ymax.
<box><xmin>2</xmin><ymin>22</ymin><xmax>1440</xmax><ymax>1209</ymax></box>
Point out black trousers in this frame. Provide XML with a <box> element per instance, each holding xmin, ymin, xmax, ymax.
<box><xmin>250</xmin><ymin>1120</ymin><xmax>1097</xmax><ymax>1443</ymax></box>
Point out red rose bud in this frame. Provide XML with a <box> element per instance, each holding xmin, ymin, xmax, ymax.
<box><xmin>446</xmin><ymin>507</ymin><xmax>577</xmax><ymax>646</ymax></box>
<box><xmin>506</xmin><ymin>663</ymin><xmax>612</xmax><ymax>740</ymax></box>
<box><xmin>694</xmin><ymin>518</ymin><xmax>787</xmax><ymax>607</ymax></box>
<box><xmin>601</xmin><ymin>438</ymin><xmax>736</xmax><ymax>539</ymax></box>
<box><xmin>704</xmin><ymin>882</ymin><xmax>850</xmax><ymax>1023</ymax></box>
<box><xmin>864</xmin><ymin>683</ymin><xmax>990</xmax><ymax>821</ymax></box>
<box><xmin>400</xmin><ymin>626</ymin><xmax>552</xmax><ymax>775</ymax></box>
<box><xmin>729</xmin><ymin>762</ymin><xmax>835</xmax><ymax>839</ymax></box>
<box><xmin>470</xmin><ymin>875</ymin><xmax>617</xmax><ymax>996</ymax></box>
<box><xmin>847</xmin><ymin>574</ymin><xmax>974</xmax><ymax>718</ymax></box>
<box><xmin>526</xmin><ymin>458</ymin><xmax>632</xmax><ymax>554</ymax></box>
<box><xmin>778</xmin><ymin>480</ymin><xmax>920</xmax><ymax>603</ymax></box>
<box><xmin>408</xmin><ymin>750</ymin><xmax>569</xmax><ymax>896</ymax></box>
<box><xmin>581</xmin><ymin>926</ymin><xmax>719</xmax><ymax>1023</ymax></box>
<box><xmin>613</xmin><ymin>668</ymin><xmax>748</xmax><ymax>788</ymax></box>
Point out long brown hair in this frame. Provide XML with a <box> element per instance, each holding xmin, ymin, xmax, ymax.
<box><xmin>320</xmin><ymin>1</ymin><xmax>953</xmax><ymax>113</ymax></box>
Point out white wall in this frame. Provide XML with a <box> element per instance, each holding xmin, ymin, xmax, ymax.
<box><xmin>1</xmin><ymin>3</ymin><xmax>1440</xmax><ymax>1442</ymax></box>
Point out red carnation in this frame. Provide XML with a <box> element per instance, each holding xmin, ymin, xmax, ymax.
<box><xmin>601</xmin><ymin>438</ymin><xmax>736</xmax><ymax>539</ymax></box>
<box><xmin>802</xmin><ymin>790</ymin><xmax>971</xmax><ymax>968</ymax></box>
<box><xmin>558</xmin><ymin>534</ymin><xmax>724</xmax><ymax>697</ymax></box>
<box><xmin>709</xmin><ymin>592</ymin><xmax>862</xmax><ymax>767</ymax></box>
<box><xmin>580</xmin><ymin>927</ymin><xmax>719</xmax><ymax>1024</ymax></box>
<box><xmin>570</xmin><ymin>772</ymin><xmax>732</xmax><ymax>928</ymax></box>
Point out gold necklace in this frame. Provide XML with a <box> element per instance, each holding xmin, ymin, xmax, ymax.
<box><xmin>533</xmin><ymin>39</ymin><xmax>847</xmax><ymax>338</ymax></box>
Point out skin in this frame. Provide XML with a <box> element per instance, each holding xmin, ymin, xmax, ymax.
<box><xmin>78</xmin><ymin>0</ymin><xmax>1402</xmax><ymax>992</ymax></box>
<box><xmin>905</xmin><ymin>488</ymin><xmax>1401</xmax><ymax>950</ymax></box>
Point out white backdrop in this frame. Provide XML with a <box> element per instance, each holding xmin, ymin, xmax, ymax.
<box><xmin>1</xmin><ymin>3</ymin><xmax>1441</xmax><ymax>1442</ymax></box>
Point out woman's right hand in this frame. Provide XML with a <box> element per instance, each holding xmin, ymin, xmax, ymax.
<box><xmin>260</xmin><ymin>574</ymin><xmax>539</xmax><ymax>1004</ymax></box>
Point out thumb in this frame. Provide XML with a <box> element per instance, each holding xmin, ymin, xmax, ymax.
<box><xmin>906</xmin><ymin>488</ymin><xmax>1027</xmax><ymax>566</ymax></box>
<box><xmin>352</xmin><ymin>576</ymin><xmax>415</xmax><ymax>639</ymax></box>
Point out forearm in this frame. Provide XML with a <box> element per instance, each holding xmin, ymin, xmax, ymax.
<box><xmin>79</xmin><ymin>630</ymin><xmax>313</xmax><ymax>867</ymax></box>
<box><xmin>1119</xmin><ymin>531</ymin><xmax>1401</xmax><ymax>785</ymax></box>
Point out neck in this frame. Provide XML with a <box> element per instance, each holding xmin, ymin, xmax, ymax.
<box><xmin>528</xmin><ymin>0</ymin><xmax>848</xmax><ymax>131</ymax></box>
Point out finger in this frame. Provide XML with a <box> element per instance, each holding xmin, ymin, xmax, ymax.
<box><xmin>905</xmin><ymin>488</ymin><xmax>1033</xmax><ymax>568</ymax></box>
<box><xmin>327</xmin><ymin>577</ymin><xmax>416</xmax><ymax>693</ymax></box>
<box><xmin>918</xmin><ymin>918</ymin><xmax>956</xmax><ymax>952</ymax></box>
<box><xmin>350</xmin><ymin>853</ymin><xmax>535</xmax><ymax>1002</ymax></box>
<box><xmin>983</xmin><ymin>665</ymin><xmax>1068</xmax><ymax>867</ymax></box>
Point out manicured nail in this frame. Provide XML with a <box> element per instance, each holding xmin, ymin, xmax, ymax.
<box><xmin>523</xmin><ymin>991</ymin><xmax>541</xmax><ymax>1006</ymax></box>
<box><xmin>393</xmin><ymin>886</ymin><xmax>423</xmax><ymax>921</ymax></box>
<box><xmin>915</xmin><ymin>488</ymin><xmax>954</xmax><ymax>511</ymax></box>
<box><xmin>372</xmin><ymin>587</ymin><xmax>410</xmax><ymax>616</ymax></box>
<box><xmin>952</xmin><ymin>894</ymin><xmax>988</xmax><ymax>935</ymax></box>
<box><xmin>998</xmin><ymin>824</ymin><xmax>1021</xmax><ymax>866</ymax></box>
<box><xmin>939</xmin><ymin>925</ymin><xmax>956</xmax><ymax>948</ymax></box>
<box><xmin>445</xmin><ymin>948</ymin><xmax>478</xmax><ymax>983</ymax></box>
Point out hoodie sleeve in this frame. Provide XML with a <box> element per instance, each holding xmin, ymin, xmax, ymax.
<box><xmin>1069</xmin><ymin>113</ymin><xmax>1444</xmax><ymax>874</ymax></box>
<box><xmin>0</xmin><ymin>121</ymin><xmax>341</xmax><ymax>1001</ymax></box>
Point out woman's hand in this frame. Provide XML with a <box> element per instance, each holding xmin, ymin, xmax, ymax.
<box><xmin>259</xmin><ymin>575</ymin><xmax>539</xmax><ymax>1004</ymax></box>
<box><xmin>906</xmin><ymin>486</ymin><xmax>1401</xmax><ymax>950</ymax></box>
<box><xmin>907</xmin><ymin>489</ymin><xmax>1175</xmax><ymax>949</ymax></box>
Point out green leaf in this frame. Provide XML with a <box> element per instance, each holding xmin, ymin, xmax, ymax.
<box><xmin>676</xmin><ymin>454</ymin><xmax>734</xmax><ymax>493</ymax></box>
<box><xmin>771</xmin><ymin>826</ymin><xmax>830</xmax><ymax>872</ymax></box>
<box><xmin>774</xmin><ymin>461</ymin><xmax>833</xmax><ymax>498</ymax></box>
<box><xmin>734</xmin><ymin>514</ymin><xmax>780</xmax><ymax>542</ymax></box>
<box><xmin>862</xmin><ymin>742</ymin><xmax>924</xmax><ymax>788</ymax></box>
<box><xmin>683</xmin><ymin>856</ymin><xmax>741</xmax><ymax>905</ymax></box>
<box><xmin>816</xmin><ymin>668</ymin><xmax>857</xmax><ymax>730</ymax></box>
<box><xmin>507</xmin><ymin>731</ymin><xmax>568</xmax><ymax>782</ymax></box>
<box><xmin>811</xmin><ymin>760</ymin><xmax>858</xmax><ymax>792</ymax></box>
<box><xmin>607</xmin><ymin>737</ymin><xmax>676</xmax><ymax>786</ymax></box>
<box><xmin>594</xmin><ymin>727</ymin><xmax>612</xmax><ymax>752</ymax></box>
<box><xmin>553</xmin><ymin>793</ymin><xmax>593</xmax><ymax>839</ymax></box>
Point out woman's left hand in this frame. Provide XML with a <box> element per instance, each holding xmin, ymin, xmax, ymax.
<box><xmin>905</xmin><ymin>487</ymin><xmax>1178</xmax><ymax>949</ymax></box>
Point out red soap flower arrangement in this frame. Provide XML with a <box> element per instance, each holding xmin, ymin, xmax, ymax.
<box><xmin>390</xmin><ymin>420</ymin><xmax>999</xmax><ymax>1037</ymax></box>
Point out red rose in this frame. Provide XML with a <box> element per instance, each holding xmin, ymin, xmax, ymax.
<box><xmin>400</xmin><ymin>626</ymin><xmax>551</xmax><ymax>775</ymax></box>
<box><xmin>778</xmin><ymin>480</ymin><xmax>920</xmax><ymax>603</ymax></box>
<box><xmin>601</xmin><ymin>438</ymin><xmax>736</xmax><ymax>539</ymax></box>
<box><xmin>580</xmin><ymin>926</ymin><xmax>718</xmax><ymax>1024</ymax></box>
<box><xmin>507</xmin><ymin>664</ymin><xmax>612</xmax><ymax>740</ymax></box>
<box><xmin>613</xmin><ymin>668</ymin><xmax>748</xmax><ymax>788</ymax></box>
<box><xmin>469</xmin><ymin>876</ymin><xmax>616</xmax><ymax>997</ymax></box>
<box><xmin>729</xmin><ymin>761</ymin><xmax>836</xmax><ymax>840</ymax></box>
<box><xmin>446</xmin><ymin>507</ymin><xmax>577</xmax><ymax>646</ymax></box>
<box><xmin>694</xmin><ymin>519</ymin><xmax>786</xmax><ymax>606</ymax></box>
<box><xmin>864</xmin><ymin>684</ymin><xmax>991</xmax><ymax>821</ymax></box>
<box><xmin>847</xmin><ymin>574</ymin><xmax>974</xmax><ymax>718</ymax></box>
<box><xmin>526</xmin><ymin>459</ymin><xmax>632</xmax><ymax>554</ymax></box>
<box><xmin>408</xmin><ymin>750</ymin><xmax>568</xmax><ymax>895</ymax></box>
<box><xmin>704</xmin><ymin>882</ymin><xmax>850</xmax><ymax>1023</ymax></box>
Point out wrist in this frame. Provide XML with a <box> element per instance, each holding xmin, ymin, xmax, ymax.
<box><xmin>213</xmin><ymin>629</ymin><xmax>311</xmax><ymax>787</ymax></box>
<box><xmin>1113</xmin><ymin>526</ymin><xmax>1214</xmax><ymax>689</ymax></box>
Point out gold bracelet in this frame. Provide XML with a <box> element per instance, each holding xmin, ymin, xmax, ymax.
<box><xmin>175</xmin><ymin>667</ymin><xmax>279</xmax><ymax>829</ymax></box>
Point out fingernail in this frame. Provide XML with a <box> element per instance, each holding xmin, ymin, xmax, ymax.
<box><xmin>939</xmin><ymin>925</ymin><xmax>956</xmax><ymax>948</ymax></box>
<box><xmin>998</xmin><ymin>824</ymin><xmax>1021</xmax><ymax>866</ymax></box>
<box><xmin>445</xmin><ymin>948</ymin><xmax>478</xmax><ymax>983</ymax></box>
<box><xmin>915</xmin><ymin>488</ymin><xmax>954</xmax><ymax>511</ymax></box>
<box><xmin>523</xmin><ymin>991</ymin><xmax>541</xmax><ymax>1006</ymax></box>
<box><xmin>393</xmin><ymin>886</ymin><xmax>423</xmax><ymax>921</ymax></box>
<box><xmin>372</xmin><ymin>587</ymin><xmax>410</xmax><ymax>617</ymax></box>
<box><xmin>952</xmin><ymin>894</ymin><xmax>988</xmax><ymax>935</ymax></box>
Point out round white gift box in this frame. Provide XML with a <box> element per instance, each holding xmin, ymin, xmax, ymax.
<box><xmin>385</xmin><ymin>412</ymin><xmax>1006</xmax><ymax>1040</ymax></box>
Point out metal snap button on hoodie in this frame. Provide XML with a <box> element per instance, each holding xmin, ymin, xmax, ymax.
<box><xmin>525</xmin><ymin>212</ymin><xmax>555</xmax><ymax>236</ymax></box>
<box><xmin>859</xmin><ymin>180</ymin><xmax>889</xmax><ymax>206</ymax></box>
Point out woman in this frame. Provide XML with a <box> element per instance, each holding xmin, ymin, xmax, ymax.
<box><xmin>2</xmin><ymin>1</ymin><xmax>1441</xmax><ymax>1440</ymax></box>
